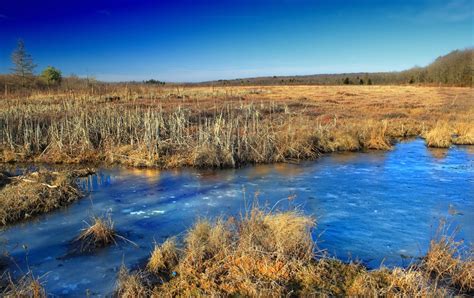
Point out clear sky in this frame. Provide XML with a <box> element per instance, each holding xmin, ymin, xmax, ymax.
<box><xmin>0</xmin><ymin>0</ymin><xmax>472</xmax><ymax>82</ymax></box>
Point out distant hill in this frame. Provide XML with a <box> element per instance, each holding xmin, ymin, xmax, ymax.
<box><xmin>195</xmin><ymin>48</ymin><xmax>473</xmax><ymax>87</ymax></box>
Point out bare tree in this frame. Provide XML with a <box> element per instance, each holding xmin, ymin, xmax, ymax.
<box><xmin>11</xmin><ymin>39</ymin><xmax>36</xmax><ymax>86</ymax></box>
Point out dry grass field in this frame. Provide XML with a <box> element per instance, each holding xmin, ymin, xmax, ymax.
<box><xmin>1</xmin><ymin>85</ymin><xmax>472</xmax><ymax>168</ymax></box>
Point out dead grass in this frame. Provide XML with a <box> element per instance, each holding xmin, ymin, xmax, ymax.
<box><xmin>116</xmin><ymin>207</ymin><xmax>473</xmax><ymax>297</ymax></box>
<box><xmin>453</xmin><ymin>122</ymin><xmax>474</xmax><ymax>145</ymax></box>
<box><xmin>0</xmin><ymin>170</ymin><xmax>82</xmax><ymax>225</ymax></box>
<box><xmin>1</xmin><ymin>85</ymin><xmax>472</xmax><ymax>168</ymax></box>
<box><xmin>74</xmin><ymin>215</ymin><xmax>118</xmax><ymax>252</ymax></box>
<box><xmin>0</xmin><ymin>272</ymin><xmax>46</xmax><ymax>298</ymax></box>
<box><xmin>425</xmin><ymin>121</ymin><xmax>453</xmax><ymax>148</ymax></box>
<box><xmin>423</xmin><ymin>224</ymin><xmax>474</xmax><ymax>292</ymax></box>
<box><xmin>147</xmin><ymin>238</ymin><xmax>179</xmax><ymax>273</ymax></box>
<box><xmin>116</xmin><ymin>267</ymin><xmax>151</xmax><ymax>297</ymax></box>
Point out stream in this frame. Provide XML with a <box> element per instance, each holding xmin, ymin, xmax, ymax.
<box><xmin>2</xmin><ymin>139</ymin><xmax>473</xmax><ymax>296</ymax></box>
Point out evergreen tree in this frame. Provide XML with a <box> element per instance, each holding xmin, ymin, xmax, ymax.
<box><xmin>11</xmin><ymin>39</ymin><xmax>37</xmax><ymax>86</ymax></box>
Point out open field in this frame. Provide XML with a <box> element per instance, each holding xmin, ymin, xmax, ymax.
<box><xmin>1</xmin><ymin>85</ymin><xmax>472</xmax><ymax>168</ymax></box>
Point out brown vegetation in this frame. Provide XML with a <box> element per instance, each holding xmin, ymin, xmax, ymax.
<box><xmin>423</xmin><ymin>224</ymin><xmax>474</xmax><ymax>292</ymax></box>
<box><xmin>1</xmin><ymin>85</ymin><xmax>472</xmax><ymax>168</ymax></box>
<box><xmin>453</xmin><ymin>122</ymin><xmax>474</xmax><ymax>145</ymax></box>
<box><xmin>116</xmin><ymin>207</ymin><xmax>473</xmax><ymax>297</ymax></box>
<box><xmin>147</xmin><ymin>238</ymin><xmax>180</xmax><ymax>274</ymax></box>
<box><xmin>0</xmin><ymin>170</ymin><xmax>83</xmax><ymax>225</ymax></box>
<box><xmin>0</xmin><ymin>272</ymin><xmax>45</xmax><ymax>298</ymax></box>
<box><xmin>74</xmin><ymin>216</ymin><xmax>119</xmax><ymax>253</ymax></box>
<box><xmin>424</xmin><ymin>121</ymin><xmax>453</xmax><ymax>148</ymax></box>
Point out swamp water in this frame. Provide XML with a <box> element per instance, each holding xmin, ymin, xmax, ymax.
<box><xmin>2</xmin><ymin>139</ymin><xmax>473</xmax><ymax>295</ymax></box>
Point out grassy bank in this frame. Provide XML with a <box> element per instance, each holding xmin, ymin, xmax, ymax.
<box><xmin>1</xmin><ymin>86</ymin><xmax>472</xmax><ymax>168</ymax></box>
<box><xmin>0</xmin><ymin>169</ymin><xmax>92</xmax><ymax>225</ymax></box>
<box><xmin>0</xmin><ymin>204</ymin><xmax>471</xmax><ymax>296</ymax></box>
<box><xmin>117</xmin><ymin>207</ymin><xmax>473</xmax><ymax>296</ymax></box>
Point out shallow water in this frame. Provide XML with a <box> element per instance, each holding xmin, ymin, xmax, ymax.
<box><xmin>2</xmin><ymin>139</ymin><xmax>473</xmax><ymax>296</ymax></box>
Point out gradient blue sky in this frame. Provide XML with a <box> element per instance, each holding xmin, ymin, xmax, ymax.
<box><xmin>0</xmin><ymin>0</ymin><xmax>472</xmax><ymax>82</ymax></box>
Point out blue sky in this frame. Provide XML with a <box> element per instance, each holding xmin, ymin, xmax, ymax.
<box><xmin>0</xmin><ymin>0</ymin><xmax>472</xmax><ymax>82</ymax></box>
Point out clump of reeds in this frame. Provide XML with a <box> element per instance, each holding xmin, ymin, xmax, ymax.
<box><xmin>0</xmin><ymin>170</ymin><xmax>82</xmax><ymax>225</ymax></box>
<box><xmin>147</xmin><ymin>238</ymin><xmax>179</xmax><ymax>273</ymax></box>
<box><xmin>453</xmin><ymin>122</ymin><xmax>474</xmax><ymax>145</ymax></box>
<box><xmin>359</xmin><ymin>120</ymin><xmax>392</xmax><ymax>150</ymax></box>
<box><xmin>74</xmin><ymin>216</ymin><xmax>118</xmax><ymax>252</ymax></box>
<box><xmin>425</xmin><ymin>121</ymin><xmax>453</xmax><ymax>148</ymax></box>
<box><xmin>116</xmin><ymin>267</ymin><xmax>151</xmax><ymax>297</ymax></box>
<box><xmin>423</xmin><ymin>224</ymin><xmax>474</xmax><ymax>291</ymax></box>
<box><xmin>0</xmin><ymin>271</ymin><xmax>46</xmax><ymax>297</ymax></box>
<box><xmin>116</xmin><ymin>207</ymin><xmax>473</xmax><ymax>297</ymax></box>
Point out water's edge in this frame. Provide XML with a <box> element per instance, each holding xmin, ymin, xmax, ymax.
<box><xmin>2</xmin><ymin>139</ymin><xmax>473</xmax><ymax>295</ymax></box>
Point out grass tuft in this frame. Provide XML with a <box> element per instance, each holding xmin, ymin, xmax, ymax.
<box><xmin>116</xmin><ymin>266</ymin><xmax>151</xmax><ymax>297</ymax></box>
<box><xmin>147</xmin><ymin>238</ymin><xmax>180</xmax><ymax>273</ymax></box>
<box><xmin>453</xmin><ymin>122</ymin><xmax>474</xmax><ymax>145</ymax></box>
<box><xmin>0</xmin><ymin>272</ymin><xmax>46</xmax><ymax>298</ymax></box>
<box><xmin>425</xmin><ymin>121</ymin><xmax>453</xmax><ymax>148</ymax></box>
<box><xmin>423</xmin><ymin>224</ymin><xmax>474</xmax><ymax>291</ymax></box>
<box><xmin>74</xmin><ymin>215</ymin><xmax>118</xmax><ymax>252</ymax></box>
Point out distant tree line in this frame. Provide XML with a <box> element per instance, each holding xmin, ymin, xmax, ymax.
<box><xmin>198</xmin><ymin>49</ymin><xmax>473</xmax><ymax>87</ymax></box>
<box><xmin>144</xmin><ymin>79</ymin><xmax>166</xmax><ymax>85</ymax></box>
<box><xmin>1</xmin><ymin>41</ymin><xmax>472</xmax><ymax>97</ymax></box>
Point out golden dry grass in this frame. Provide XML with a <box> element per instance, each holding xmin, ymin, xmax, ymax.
<box><xmin>74</xmin><ymin>216</ymin><xmax>118</xmax><ymax>252</ymax></box>
<box><xmin>423</xmin><ymin>225</ymin><xmax>474</xmax><ymax>292</ymax></box>
<box><xmin>0</xmin><ymin>272</ymin><xmax>45</xmax><ymax>298</ymax></box>
<box><xmin>116</xmin><ymin>207</ymin><xmax>473</xmax><ymax>297</ymax></box>
<box><xmin>424</xmin><ymin>121</ymin><xmax>453</xmax><ymax>148</ymax></box>
<box><xmin>1</xmin><ymin>85</ymin><xmax>472</xmax><ymax>168</ymax></box>
<box><xmin>453</xmin><ymin>122</ymin><xmax>474</xmax><ymax>145</ymax></box>
<box><xmin>0</xmin><ymin>170</ymin><xmax>82</xmax><ymax>225</ymax></box>
<box><xmin>147</xmin><ymin>238</ymin><xmax>179</xmax><ymax>273</ymax></box>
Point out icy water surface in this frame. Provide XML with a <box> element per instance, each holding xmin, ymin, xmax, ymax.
<box><xmin>2</xmin><ymin>139</ymin><xmax>473</xmax><ymax>295</ymax></box>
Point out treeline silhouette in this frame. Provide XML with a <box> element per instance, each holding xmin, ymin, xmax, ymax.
<box><xmin>0</xmin><ymin>48</ymin><xmax>472</xmax><ymax>96</ymax></box>
<box><xmin>198</xmin><ymin>48</ymin><xmax>473</xmax><ymax>87</ymax></box>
